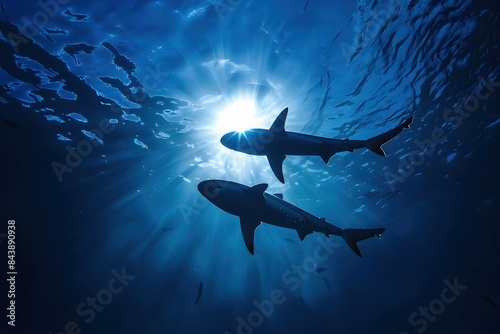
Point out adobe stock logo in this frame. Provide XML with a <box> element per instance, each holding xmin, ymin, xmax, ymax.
<box><xmin>51</xmin><ymin>119</ymin><xmax>115</xmax><ymax>182</ymax></box>
<box><xmin>384</xmin><ymin>74</ymin><xmax>499</xmax><ymax>191</ymax></box>
<box><xmin>51</xmin><ymin>62</ymin><xmax>170</xmax><ymax>183</ymax></box>
<box><xmin>339</xmin><ymin>0</ymin><xmax>401</xmax><ymax>61</ymax></box>
<box><xmin>48</xmin><ymin>267</ymin><xmax>135</xmax><ymax>334</ymax></box>
<box><xmin>224</xmin><ymin>236</ymin><xmax>341</xmax><ymax>334</ymax></box>
<box><xmin>399</xmin><ymin>277</ymin><xmax>467</xmax><ymax>334</ymax></box>
<box><xmin>7</xmin><ymin>0</ymin><xmax>71</xmax><ymax>53</ymax></box>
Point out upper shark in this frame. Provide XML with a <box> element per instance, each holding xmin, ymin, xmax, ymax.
<box><xmin>198</xmin><ymin>179</ymin><xmax>385</xmax><ymax>257</ymax></box>
<box><xmin>220</xmin><ymin>108</ymin><xmax>413</xmax><ymax>183</ymax></box>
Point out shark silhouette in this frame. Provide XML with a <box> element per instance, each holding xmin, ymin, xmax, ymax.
<box><xmin>198</xmin><ymin>179</ymin><xmax>385</xmax><ymax>256</ymax></box>
<box><xmin>220</xmin><ymin>108</ymin><xmax>413</xmax><ymax>183</ymax></box>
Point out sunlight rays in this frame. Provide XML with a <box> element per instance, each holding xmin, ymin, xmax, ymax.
<box><xmin>214</xmin><ymin>99</ymin><xmax>258</xmax><ymax>135</ymax></box>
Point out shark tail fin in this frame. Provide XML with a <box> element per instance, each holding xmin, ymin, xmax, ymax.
<box><xmin>341</xmin><ymin>228</ymin><xmax>385</xmax><ymax>257</ymax></box>
<box><xmin>365</xmin><ymin>116</ymin><xmax>414</xmax><ymax>157</ymax></box>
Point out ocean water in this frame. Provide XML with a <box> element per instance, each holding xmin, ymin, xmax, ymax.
<box><xmin>0</xmin><ymin>0</ymin><xmax>499</xmax><ymax>333</ymax></box>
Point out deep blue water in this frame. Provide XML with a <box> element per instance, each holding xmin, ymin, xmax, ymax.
<box><xmin>1</xmin><ymin>0</ymin><xmax>499</xmax><ymax>333</ymax></box>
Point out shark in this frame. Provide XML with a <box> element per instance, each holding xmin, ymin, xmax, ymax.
<box><xmin>197</xmin><ymin>179</ymin><xmax>385</xmax><ymax>257</ymax></box>
<box><xmin>220</xmin><ymin>107</ymin><xmax>413</xmax><ymax>183</ymax></box>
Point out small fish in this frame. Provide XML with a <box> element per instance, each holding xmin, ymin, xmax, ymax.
<box><xmin>64</xmin><ymin>9</ymin><xmax>87</xmax><ymax>21</ymax></box>
<box><xmin>0</xmin><ymin>116</ymin><xmax>20</xmax><ymax>129</ymax></box>
<box><xmin>364</xmin><ymin>190</ymin><xmax>379</xmax><ymax>198</ymax></box>
<box><xmin>334</xmin><ymin>100</ymin><xmax>354</xmax><ymax>108</ymax></box>
<box><xmin>195</xmin><ymin>282</ymin><xmax>203</xmax><ymax>304</ymax></box>
<box><xmin>161</xmin><ymin>226</ymin><xmax>174</xmax><ymax>232</ymax></box>
<box><xmin>322</xmin><ymin>276</ymin><xmax>331</xmax><ymax>291</ymax></box>
<box><xmin>315</xmin><ymin>266</ymin><xmax>327</xmax><ymax>274</ymax></box>
<box><xmin>302</xmin><ymin>0</ymin><xmax>309</xmax><ymax>12</ymax></box>
<box><xmin>1</xmin><ymin>4</ymin><xmax>5</xmax><ymax>13</ymax></box>
<box><xmin>284</xmin><ymin>238</ymin><xmax>296</xmax><ymax>243</ymax></box>
<box><xmin>383</xmin><ymin>189</ymin><xmax>401</xmax><ymax>200</ymax></box>
<box><xmin>481</xmin><ymin>295</ymin><xmax>498</xmax><ymax>309</ymax></box>
<box><xmin>43</xmin><ymin>27</ymin><xmax>67</xmax><ymax>35</ymax></box>
<box><xmin>42</xmin><ymin>33</ymin><xmax>54</xmax><ymax>42</ymax></box>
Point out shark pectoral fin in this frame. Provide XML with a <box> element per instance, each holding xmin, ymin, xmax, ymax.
<box><xmin>320</xmin><ymin>152</ymin><xmax>335</xmax><ymax>164</ymax></box>
<box><xmin>246</xmin><ymin>183</ymin><xmax>268</xmax><ymax>202</ymax></box>
<box><xmin>320</xmin><ymin>143</ymin><xmax>335</xmax><ymax>163</ymax></box>
<box><xmin>267</xmin><ymin>154</ymin><xmax>286</xmax><ymax>183</ymax></box>
<box><xmin>240</xmin><ymin>216</ymin><xmax>261</xmax><ymax>254</ymax></box>
<box><xmin>273</xmin><ymin>193</ymin><xmax>283</xmax><ymax>199</ymax></box>
<box><xmin>269</xmin><ymin>107</ymin><xmax>288</xmax><ymax>136</ymax></box>
<box><xmin>296</xmin><ymin>229</ymin><xmax>311</xmax><ymax>241</ymax></box>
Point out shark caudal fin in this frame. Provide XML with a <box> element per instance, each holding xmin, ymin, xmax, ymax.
<box><xmin>341</xmin><ymin>228</ymin><xmax>385</xmax><ymax>257</ymax></box>
<box><xmin>365</xmin><ymin>116</ymin><xmax>414</xmax><ymax>157</ymax></box>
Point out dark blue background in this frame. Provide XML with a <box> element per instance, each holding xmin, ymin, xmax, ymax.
<box><xmin>1</xmin><ymin>0</ymin><xmax>499</xmax><ymax>333</ymax></box>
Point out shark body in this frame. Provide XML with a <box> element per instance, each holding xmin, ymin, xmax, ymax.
<box><xmin>220</xmin><ymin>108</ymin><xmax>413</xmax><ymax>183</ymax></box>
<box><xmin>198</xmin><ymin>179</ymin><xmax>385</xmax><ymax>256</ymax></box>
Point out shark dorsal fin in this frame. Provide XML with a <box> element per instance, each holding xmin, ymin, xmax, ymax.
<box><xmin>269</xmin><ymin>107</ymin><xmax>288</xmax><ymax>136</ymax></box>
<box><xmin>239</xmin><ymin>216</ymin><xmax>261</xmax><ymax>254</ymax></box>
<box><xmin>246</xmin><ymin>183</ymin><xmax>268</xmax><ymax>202</ymax></box>
<box><xmin>273</xmin><ymin>193</ymin><xmax>283</xmax><ymax>199</ymax></box>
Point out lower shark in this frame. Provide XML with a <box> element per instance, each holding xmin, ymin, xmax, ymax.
<box><xmin>198</xmin><ymin>179</ymin><xmax>385</xmax><ymax>257</ymax></box>
<box><xmin>220</xmin><ymin>108</ymin><xmax>413</xmax><ymax>183</ymax></box>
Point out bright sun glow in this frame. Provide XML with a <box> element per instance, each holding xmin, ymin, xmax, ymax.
<box><xmin>215</xmin><ymin>99</ymin><xmax>261</xmax><ymax>135</ymax></box>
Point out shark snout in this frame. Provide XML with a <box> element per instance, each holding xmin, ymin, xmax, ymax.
<box><xmin>197</xmin><ymin>181</ymin><xmax>207</xmax><ymax>195</ymax></box>
<box><xmin>220</xmin><ymin>132</ymin><xmax>234</xmax><ymax>148</ymax></box>
<box><xmin>198</xmin><ymin>180</ymin><xmax>223</xmax><ymax>200</ymax></box>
